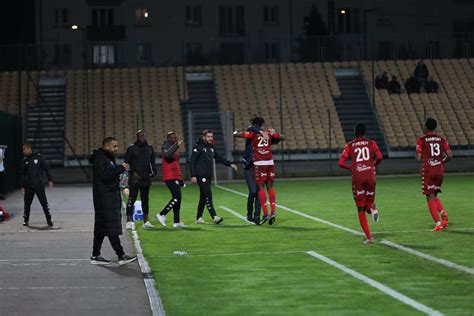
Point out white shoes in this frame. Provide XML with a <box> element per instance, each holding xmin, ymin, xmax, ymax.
<box><xmin>195</xmin><ymin>217</ymin><xmax>206</xmax><ymax>224</ymax></box>
<box><xmin>156</xmin><ymin>214</ymin><xmax>167</xmax><ymax>227</ymax></box>
<box><xmin>143</xmin><ymin>221</ymin><xmax>155</xmax><ymax>229</ymax></box>
<box><xmin>213</xmin><ymin>216</ymin><xmax>224</xmax><ymax>224</ymax></box>
<box><xmin>126</xmin><ymin>221</ymin><xmax>135</xmax><ymax>230</ymax></box>
<box><xmin>371</xmin><ymin>207</ymin><xmax>379</xmax><ymax>224</ymax></box>
<box><xmin>173</xmin><ymin>222</ymin><xmax>187</xmax><ymax>228</ymax></box>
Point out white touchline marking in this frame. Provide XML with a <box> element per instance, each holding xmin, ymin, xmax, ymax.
<box><xmin>152</xmin><ymin>250</ymin><xmax>303</xmax><ymax>258</ymax></box>
<box><xmin>305</xmin><ymin>251</ymin><xmax>444</xmax><ymax>316</ymax></box>
<box><xmin>217</xmin><ymin>185</ymin><xmax>474</xmax><ymax>276</ymax></box>
<box><xmin>219</xmin><ymin>206</ymin><xmax>255</xmax><ymax>225</ymax></box>
<box><xmin>131</xmin><ymin>229</ymin><xmax>166</xmax><ymax>316</ymax></box>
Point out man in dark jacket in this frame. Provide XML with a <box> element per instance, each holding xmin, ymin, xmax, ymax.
<box><xmin>190</xmin><ymin>130</ymin><xmax>237</xmax><ymax>224</ymax></box>
<box><xmin>89</xmin><ymin>137</ymin><xmax>136</xmax><ymax>266</ymax></box>
<box><xmin>414</xmin><ymin>60</ymin><xmax>429</xmax><ymax>88</ymax></box>
<box><xmin>425</xmin><ymin>76</ymin><xmax>439</xmax><ymax>93</ymax></box>
<box><xmin>405</xmin><ymin>76</ymin><xmax>421</xmax><ymax>94</ymax></box>
<box><xmin>124</xmin><ymin>130</ymin><xmax>157</xmax><ymax>229</ymax></box>
<box><xmin>387</xmin><ymin>76</ymin><xmax>402</xmax><ymax>94</ymax></box>
<box><xmin>20</xmin><ymin>143</ymin><xmax>54</xmax><ymax>227</ymax></box>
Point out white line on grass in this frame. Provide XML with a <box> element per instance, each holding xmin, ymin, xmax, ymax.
<box><xmin>217</xmin><ymin>185</ymin><xmax>474</xmax><ymax>276</ymax></box>
<box><xmin>219</xmin><ymin>206</ymin><xmax>255</xmax><ymax>225</ymax></box>
<box><xmin>152</xmin><ymin>250</ymin><xmax>304</xmax><ymax>258</ymax></box>
<box><xmin>131</xmin><ymin>230</ymin><xmax>166</xmax><ymax>316</ymax></box>
<box><xmin>305</xmin><ymin>251</ymin><xmax>444</xmax><ymax>316</ymax></box>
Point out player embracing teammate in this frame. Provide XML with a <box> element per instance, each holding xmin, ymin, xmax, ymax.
<box><xmin>338</xmin><ymin>123</ymin><xmax>383</xmax><ymax>243</ymax></box>
<box><xmin>234</xmin><ymin>116</ymin><xmax>283</xmax><ymax>225</ymax></box>
<box><xmin>416</xmin><ymin>118</ymin><xmax>452</xmax><ymax>231</ymax></box>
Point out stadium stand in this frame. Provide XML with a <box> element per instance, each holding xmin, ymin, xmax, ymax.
<box><xmin>214</xmin><ymin>63</ymin><xmax>346</xmax><ymax>151</ymax></box>
<box><xmin>1</xmin><ymin>60</ymin><xmax>473</xmax><ymax>159</ymax></box>
<box><xmin>362</xmin><ymin>59</ymin><xmax>474</xmax><ymax>148</ymax></box>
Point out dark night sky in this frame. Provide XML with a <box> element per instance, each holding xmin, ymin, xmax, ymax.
<box><xmin>0</xmin><ymin>0</ymin><xmax>35</xmax><ymax>44</ymax></box>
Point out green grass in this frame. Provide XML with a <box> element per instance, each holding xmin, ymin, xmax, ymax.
<box><xmin>137</xmin><ymin>175</ymin><xmax>474</xmax><ymax>315</ymax></box>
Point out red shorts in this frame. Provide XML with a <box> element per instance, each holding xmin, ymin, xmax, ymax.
<box><xmin>254</xmin><ymin>165</ymin><xmax>275</xmax><ymax>184</ymax></box>
<box><xmin>421</xmin><ymin>172</ymin><xmax>443</xmax><ymax>195</ymax></box>
<box><xmin>352</xmin><ymin>177</ymin><xmax>376</xmax><ymax>207</ymax></box>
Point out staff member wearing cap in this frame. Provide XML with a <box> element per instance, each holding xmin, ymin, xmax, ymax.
<box><xmin>155</xmin><ymin>132</ymin><xmax>186</xmax><ymax>228</ymax></box>
<box><xmin>124</xmin><ymin>130</ymin><xmax>157</xmax><ymax>229</ymax></box>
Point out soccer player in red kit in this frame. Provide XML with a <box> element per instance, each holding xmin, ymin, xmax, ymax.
<box><xmin>234</xmin><ymin>116</ymin><xmax>283</xmax><ymax>225</ymax></box>
<box><xmin>338</xmin><ymin>123</ymin><xmax>383</xmax><ymax>243</ymax></box>
<box><xmin>416</xmin><ymin>118</ymin><xmax>452</xmax><ymax>231</ymax></box>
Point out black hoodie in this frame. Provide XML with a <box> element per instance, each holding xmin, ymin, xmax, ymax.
<box><xmin>190</xmin><ymin>138</ymin><xmax>232</xmax><ymax>178</ymax></box>
<box><xmin>20</xmin><ymin>152</ymin><xmax>53</xmax><ymax>188</ymax></box>
<box><xmin>124</xmin><ymin>141</ymin><xmax>157</xmax><ymax>186</ymax></box>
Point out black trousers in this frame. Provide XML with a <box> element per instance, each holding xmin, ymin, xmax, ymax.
<box><xmin>160</xmin><ymin>180</ymin><xmax>182</xmax><ymax>223</ymax></box>
<box><xmin>0</xmin><ymin>171</ymin><xmax>5</xmax><ymax>196</ymax></box>
<box><xmin>23</xmin><ymin>186</ymin><xmax>51</xmax><ymax>220</ymax></box>
<box><xmin>92</xmin><ymin>234</ymin><xmax>124</xmax><ymax>258</ymax></box>
<box><xmin>196</xmin><ymin>177</ymin><xmax>217</xmax><ymax>220</ymax></box>
<box><xmin>126</xmin><ymin>182</ymin><xmax>150</xmax><ymax>221</ymax></box>
<box><xmin>244</xmin><ymin>168</ymin><xmax>261</xmax><ymax>219</ymax></box>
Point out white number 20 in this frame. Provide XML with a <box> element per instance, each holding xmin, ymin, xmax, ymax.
<box><xmin>355</xmin><ymin>147</ymin><xmax>370</xmax><ymax>162</ymax></box>
<box><xmin>429</xmin><ymin>143</ymin><xmax>440</xmax><ymax>156</ymax></box>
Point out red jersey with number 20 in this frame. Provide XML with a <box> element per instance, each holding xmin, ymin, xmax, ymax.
<box><xmin>242</xmin><ymin>129</ymin><xmax>280</xmax><ymax>166</ymax></box>
<box><xmin>339</xmin><ymin>138</ymin><xmax>383</xmax><ymax>179</ymax></box>
<box><xmin>416</xmin><ymin>133</ymin><xmax>450</xmax><ymax>175</ymax></box>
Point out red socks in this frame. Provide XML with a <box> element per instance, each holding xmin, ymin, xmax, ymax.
<box><xmin>258</xmin><ymin>190</ymin><xmax>268</xmax><ymax>216</ymax></box>
<box><xmin>358</xmin><ymin>211</ymin><xmax>371</xmax><ymax>239</ymax></box>
<box><xmin>435</xmin><ymin>197</ymin><xmax>445</xmax><ymax>213</ymax></box>
<box><xmin>268</xmin><ymin>188</ymin><xmax>276</xmax><ymax>214</ymax></box>
<box><xmin>427</xmin><ymin>199</ymin><xmax>440</xmax><ymax>223</ymax></box>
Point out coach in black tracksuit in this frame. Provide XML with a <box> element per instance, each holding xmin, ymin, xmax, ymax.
<box><xmin>19</xmin><ymin>143</ymin><xmax>54</xmax><ymax>227</ymax></box>
<box><xmin>190</xmin><ymin>130</ymin><xmax>237</xmax><ymax>224</ymax></box>
<box><xmin>125</xmin><ymin>130</ymin><xmax>157</xmax><ymax>227</ymax></box>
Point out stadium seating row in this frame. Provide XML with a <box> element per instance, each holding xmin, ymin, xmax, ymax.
<box><xmin>214</xmin><ymin>63</ymin><xmax>346</xmax><ymax>151</ymax></box>
<box><xmin>361</xmin><ymin>59</ymin><xmax>474</xmax><ymax>147</ymax></box>
<box><xmin>1</xmin><ymin>60</ymin><xmax>472</xmax><ymax>158</ymax></box>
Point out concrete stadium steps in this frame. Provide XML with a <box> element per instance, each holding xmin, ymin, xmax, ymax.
<box><xmin>181</xmin><ymin>74</ymin><xmax>226</xmax><ymax>154</ymax></box>
<box><xmin>333</xmin><ymin>75</ymin><xmax>387</xmax><ymax>155</ymax></box>
<box><xmin>26</xmin><ymin>76</ymin><xmax>66</xmax><ymax>166</ymax></box>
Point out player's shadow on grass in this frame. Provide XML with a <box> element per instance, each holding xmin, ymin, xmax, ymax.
<box><xmin>264</xmin><ymin>225</ymin><xmax>325</xmax><ymax>232</ymax></box>
<box><xmin>445</xmin><ymin>230</ymin><xmax>474</xmax><ymax>236</ymax></box>
<box><xmin>158</xmin><ymin>227</ymin><xmax>204</xmax><ymax>232</ymax></box>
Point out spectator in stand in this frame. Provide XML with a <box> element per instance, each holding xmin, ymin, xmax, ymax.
<box><xmin>387</xmin><ymin>75</ymin><xmax>401</xmax><ymax>94</ymax></box>
<box><xmin>405</xmin><ymin>76</ymin><xmax>421</xmax><ymax>94</ymax></box>
<box><xmin>375</xmin><ymin>72</ymin><xmax>389</xmax><ymax>90</ymax></box>
<box><xmin>414</xmin><ymin>60</ymin><xmax>429</xmax><ymax>88</ymax></box>
<box><xmin>425</xmin><ymin>76</ymin><xmax>439</xmax><ymax>93</ymax></box>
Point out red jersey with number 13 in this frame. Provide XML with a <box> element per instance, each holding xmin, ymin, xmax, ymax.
<box><xmin>242</xmin><ymin>128</ymin><xmax>280</xmax><ymax>165</ymax></box>
<box><xmin>416</xmin><ymin>133</ymin><xmax>450</xmax><ymax>175</ymax></box>
<box><xmin>340</xmin><ymin>137</ymin><xmax>382</xmax><ymax>179</ymax></box>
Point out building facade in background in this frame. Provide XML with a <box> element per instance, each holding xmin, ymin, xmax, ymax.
<box><xmin>28</xmin><ymin>0</ymin><xmax>474</xmax><ymax>69</ymax></box>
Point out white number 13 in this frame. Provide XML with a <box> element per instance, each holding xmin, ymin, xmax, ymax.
<box><xmin>430</xmin><ymin>143</ymin><xmax>440</xmax><ymax>156</ymax></box>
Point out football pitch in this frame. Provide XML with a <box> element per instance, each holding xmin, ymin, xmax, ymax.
<box><xmin>136</xmin><ymin>174</ymin><xmax>473</xmax><ymax>315</ymax></box>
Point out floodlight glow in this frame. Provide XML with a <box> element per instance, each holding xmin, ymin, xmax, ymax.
<box><xmin>71</xmin><ymin>25</ymin><xmax>79</xmax><ymax>30</ymax></box>
<box><xmin>340</xmin><ymin>9</ymin><xmax>346</xmax><ymax>14</ymax></box>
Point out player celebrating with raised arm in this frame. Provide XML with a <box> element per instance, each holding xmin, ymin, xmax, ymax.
<box><xmin>234</xmin><ymin>116</ymin><xmax>283</xmax><ymax>225</ymax></box>
<box><xmin>416</xmin><ymin>118</ymin><xmax>452</xmax><ymax>231</ymax></box>
<box><xmin>338</xmin><ymin>123</ymin><xmax>383</xmax><ymax>244</ymax></box>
